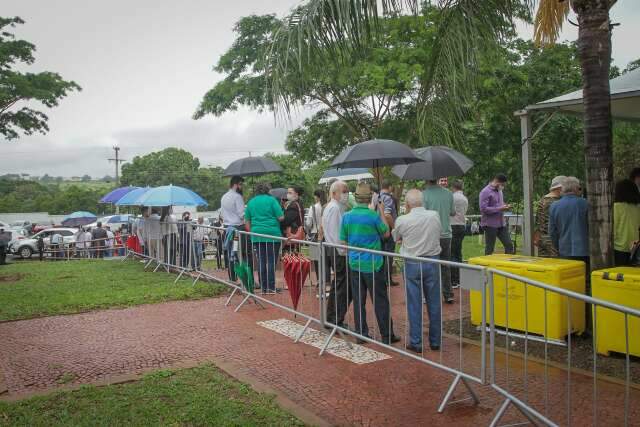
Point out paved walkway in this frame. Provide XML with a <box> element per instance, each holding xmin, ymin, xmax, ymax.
<box><xmin>0</xmin><ymin>267</ymin><xmax>638</xmax><ymax>426</ymax></box>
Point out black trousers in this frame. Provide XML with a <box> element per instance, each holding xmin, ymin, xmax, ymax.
<box><xmin>350</xmin><ymin>268</ymin><xmax>394</xmax><ymax>340</ymax></box>
<box><xmin>0</xmin><ymin>245</ymin><xmax>6</xmax><ymax>265</ymax></box>
<box><xmin>484</xmin><ymin>226</ymin><xmax>514</xmax><ymax>255</ymax></box>
<box><xmin>325</xmin><ymin>249</ymin><xmax>351</xmax><ymax>326</ymax></box>
<box><xmin>451</xmin><ymin>225</ymin><xmax>466</xmax><ymax>285</ymax></box>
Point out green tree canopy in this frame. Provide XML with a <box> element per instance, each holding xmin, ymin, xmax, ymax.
<box><xmin>0</xmin><ymin>17</ymin><xmax>81</xmax><ymax>140</ymax></box>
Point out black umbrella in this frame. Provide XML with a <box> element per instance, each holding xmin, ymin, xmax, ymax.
<box><xmin>223</xmin><ymin>156</ymin><xmax>283</xmax><ymax>177</ymax></box>
<box><xmin>269</xmin><ymin>187</ymin><xmax>287</xmax><ymax>200</ymax></box>
<box><xmin>331</xmin><ymin>139</ymin><xmax>422</xmax><ymax>170</ymax></box>
<box><xmin>392</xmin><ymin>146</ymin><xmax>474</xmax><ymax>181</ymax></box>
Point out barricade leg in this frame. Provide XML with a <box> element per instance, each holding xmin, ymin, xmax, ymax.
<box><xmin>437</xmin><ymin>374</ymin><xmax>480</xmax><ymax>413</ymax></box>
<box><xmin>225</xmin><ymin>288</ymin><xmax>239</xmax><ymax>306</ymax></box>
<box><xmin>191</xmin><ymin>271</ymin><xmax>202</xmax><ymax>286</ymax></box>
<box><xmin>294</xmin><ymin>319</ymin><xmax>312</xmax><ymax>343</ymax></box>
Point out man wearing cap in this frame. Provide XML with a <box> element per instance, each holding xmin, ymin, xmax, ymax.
<box><xmin>534</xmin><ymin>176</ymin><xmax>566</xmax><ymax>257</ymax></box>
<box><xmin>340</xmin><ymin>182</ymin><xmax>400</xmax><ymax>345</ymax></box>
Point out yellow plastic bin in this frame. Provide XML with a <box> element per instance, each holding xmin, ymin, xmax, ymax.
<box><xmin>591</xmin><ymin>267</ymin><xmax>640</xmax><ymax>357</ymax></box>
<box><xmin>469</xmin><ymin>255</ymin><xmax>586</xmax><ymax>340</ymax></box>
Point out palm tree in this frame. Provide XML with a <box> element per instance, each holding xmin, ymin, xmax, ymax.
<box><xmin>534</xmin><ymin>0</ymin><xmax>616</xmax><ymax>269</ymax></box>
<box><xmin>269</xmin><ymin>0</ymin><xmax>618</xmax><ymax>269</ymax></box>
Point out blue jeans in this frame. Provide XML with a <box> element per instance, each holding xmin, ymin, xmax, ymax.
<box><xmin>194</xmin><ymin>241</ymin><xmax>204</xmax><ymax>269</ymax></box>
<box><xmin>404</xmin><ymin>258</ymin><xmax>441</xmax><ymax>347</ymax></box>
<box><xmin>254</xmin><ymin>241</ymin><xmax>280</xmax><ymax>292</ymax></box>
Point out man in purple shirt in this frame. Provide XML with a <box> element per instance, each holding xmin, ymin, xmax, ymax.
<box><xmin>479</xmin><ymin>174</ymin><xmax>514</xmax><ymax>255</ymax></box>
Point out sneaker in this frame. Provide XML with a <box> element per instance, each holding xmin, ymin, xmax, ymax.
<box><xmin>406</xmin><ymin>344</ymin><xmax>423</xmax><ymax>354</ymax></box>
<box><xmin>383</xmin><ymin>335</ymin><xmax>401</xmax><ymax>345</ymax></box>
<box><xmin>390</xmin><ymin>280</ymin><xmax>400</xmax><ymax>287</ymax></box>
<box><xmin>430</xmin><ymin>344</ymin><xmax>441</xmax><ymax>351</ymax></box>
<box><xmin>451</xmin><ymin>283</ymin><xmax>460</xmax><ymax>289</ymax></box>
<box><xmin>445</xmin><ymin>297</ymin><xmax>454</xmax><ymax>304</ymax></box>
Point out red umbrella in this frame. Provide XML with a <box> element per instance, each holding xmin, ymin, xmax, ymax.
<box><xmin>282</xmin><ymin>253</ymin><xmax>311</xmax><ymax>310</ymax></box>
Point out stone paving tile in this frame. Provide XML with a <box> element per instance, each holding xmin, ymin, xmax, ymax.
<box><xmin>258</xmin><ymin>319</ymin><xmax>391</xmax><ymax>364</ymax></box>
<box><xmin>0</xmin><ymin>266</ymin><xmax>639</xmax><ymax>426</ymax></box>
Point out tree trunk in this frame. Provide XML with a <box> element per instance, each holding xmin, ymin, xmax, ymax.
<box><xmin>572</xmin><ymin>0</ymin><xmax>614</xmax><ymax>270</ymax></box>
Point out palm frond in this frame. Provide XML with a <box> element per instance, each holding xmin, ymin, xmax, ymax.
<box><xmin>533</xmin><ymin>0</ymin><xmax>569</xmax><ymax>46</ymax></box>
<box><xmin>267</xmin><ymin>0</ymin><xmax>531</xmax><ymax>148</ymax></box>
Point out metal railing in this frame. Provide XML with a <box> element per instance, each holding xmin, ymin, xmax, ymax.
<box><xmin>118</xmin><ymin>218</ymin><xmax>640</xmax><ymax>426</ymax></box>
<box><xmin>487</xmin><ymin>268</ymin><xmax>640</xmax><ymax>427</ymax></box>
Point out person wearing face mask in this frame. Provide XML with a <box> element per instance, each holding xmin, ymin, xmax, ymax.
<box><xmin>281</xmin><ymin>186</ymin><xmax>305</xmax><ymax>251</ymax></box>
<box><xmin>479</xmin><ymin>174</ymin><xmax>514</xmax><ymax>255</ymax></box>
<box><xmin>322</xmin><ymin>180</ymin><xmax>352</xmax><ymax>328</ymax></box>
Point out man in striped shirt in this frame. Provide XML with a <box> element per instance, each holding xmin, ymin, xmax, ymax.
<box><xmin>340</xmin><ymin>183</ymin><xmax>399</xmax><ymax>345</ymax></box>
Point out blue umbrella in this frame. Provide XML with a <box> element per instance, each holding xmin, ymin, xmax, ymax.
<box><xmin>61</xmin><ymin>211</ymin><xmax>97</xmax><ymax>227</ymax></box>
<box><xmin>115</xmin><ymin>187</ymin><xmax>151</xmax><ymax>206</ymax></box>
<box><xmin>107</xmin><ymin>214</ymin><xmax>133</xmax><ymax>224</ymax></box>
<box><xmin>137</xmin><ymin>185</ymin><xmax>208</xmax><ymax>207</ymax></box>
<box><xmin>99</xmin><ymin>186</ymin><xmax>139</xmax><ymax>204</ymax></box>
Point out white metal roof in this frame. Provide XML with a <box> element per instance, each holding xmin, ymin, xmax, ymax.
<box><xmin>526</xmin><ymin>67</ymin><xmax>640</xmax><ymax>121</ymax></box>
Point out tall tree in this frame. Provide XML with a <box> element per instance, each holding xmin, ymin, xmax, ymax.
<box><xmin>0</xmin><ymin>17</ymin><xmax>81</xmax><ymax>140</ymax></box>
<box><xmin>534</xmin><ymin>0</ymin><xmax>617</xmax><ymax>269</ymax></box>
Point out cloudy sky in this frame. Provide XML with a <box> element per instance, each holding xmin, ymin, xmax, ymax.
<box><xmin>2</xmin><ymin>1</ymin><xmax>639</xmax><ymax>178</ymax></box>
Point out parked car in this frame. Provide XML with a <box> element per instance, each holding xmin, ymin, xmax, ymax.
<box><xmin>9</xmin><ymin>220</ymin><xmax>32</xmax><ymax>236</ymax></box>
<box><xmin>32</xmin><ymin>222</ymin><xmax>55</xmax><ymax>234</ymax></box>
<box><xmin>8</xmin><ymin>227</ymin><xmax>79</xmax><ymax>259</ymax></box>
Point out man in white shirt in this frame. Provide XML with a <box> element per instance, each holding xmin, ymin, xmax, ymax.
<box><xmin>147</xmin><ymin>209</ymin><xmax>162</xmax><ymax>260</ymax></box>
<box><xmin>192</xmin><ymin>216</ymin><xmax>208</xmax><ymax>269</ymax></box>
<box><xmin>392</xmin><ymin>189</ymin><xmax>442</xmax><ymax>353</ymax></box>
<box><xmin>105</xmin><ymin>226</ymin><xmax>115</xmax><ymax>257</ymax></box>
<box><xmin>450</xmin><ymin>180</ymin><xmax>469</xmax><ymax>288</ymax></box>
<box><xmin>220</xmin><ymin>176</ymin><xmax>252</xmax><ymax>278</ymax></box>
<box><xmin>322</xmin><ymin>180</ymin><xmax>351</xmax><ymax>327</ymax></box>
<box><xmin>220</xmin><ymin>176</ymin><xmax>245</xmax><ymax>227</ymax></box>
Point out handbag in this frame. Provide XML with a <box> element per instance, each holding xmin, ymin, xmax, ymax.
<box><xmin>285</xmin><ymin>201</ymin><xmax>306</xmax><ymax>244</ymax></box>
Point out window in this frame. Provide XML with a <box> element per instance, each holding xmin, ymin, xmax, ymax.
<box><xmin>60</xmin><ymin>230</ymin><xmax>74</xmax><ymax>237</ymax></box>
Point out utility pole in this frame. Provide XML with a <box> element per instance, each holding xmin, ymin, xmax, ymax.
<box><xmin>108</xmin><ymin>146</ymin><xmax>126</xmax><ymax>214</ymax></box>
<box><xmin>108</xmin><ymin>146</ymin><xmax>125</xmax><ymax>186</ymax></box>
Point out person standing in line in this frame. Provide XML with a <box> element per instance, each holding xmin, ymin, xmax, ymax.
<box><xmin>378</xmin><ymin>180</ymin><xmax>399</xmax><ymax>287</ymax></box>
<box><xmin>281</xmin><ymin>186</ymin><xmax>305</xmax><ymax>252</ymax></box>
<box><xmin>549</xmin><ymin>177</ymin><xmax>589</xmax><ymax>265</ymax></box>
<box><xmin>323</xmin><ymin>180</ymin><xmax>351</xmax><ymax>328</ymax></box>
<box><xmin>340</xmin><ymin>183</ymin><xmax>400</xmax><ymax>345</ymax></box>
<box><xmin>91</xmin><ymin>222</ymin><xmax>107</xmax><ymax>258</ymax></box>
<box><xmin>534</xmin><ymin>176</ymin><xmax>566</xmax><ymax>257</ymax></box>
<box><xmin>450</xmin><ymin>180</ymin><xmax>468</xmax><ymax>288</ymax></box>
<box><xmin>37</xmin><ymin>234</ymin><xmax>45</xmax><ymax>260</ymax></box>
<box><xmin>220</xmin><ymin>176</ymin><xmax>251</xmax><ymax>278</ymax></box>
<box><xmin>147</xmin><ymin>209</ymin><xmax>162</xmax><ymax>260</ymax></box>
<box><xmin>306</xmin><ymin>189</ymin><xmax>329</xmax><ymax>284</ymax></box>
<box><xmin>423</xmin><ymin>179</ymin><xmax>455</xmax><ymax>304</ymax></box>
<box><xmin>393</xmin><ymin>189</ymin><xmax>442</xmax><ymax>353</ymax></box>
<box><xmin>75</xmin><ymin>227</ymin><xmax>87</xmax><ymax>258</ymax></box>
<box><xmin>136</xmin><ymin>209</ymin><xmax>148</xmax><ymax>256</ymax></box>
<box><xmin>105</xmin><ymin>226</ymin><xmax>115</xmax><ymax>257</ymax></box>
<box><xmin>178</xmin><ymin>211</ymin><xmax>194</xmax><ymax>268</ymax></box>
<box><xmin>83</xmin><ymin>227</ymin><xmax>93</xmax><ymax>258</ymax></box>
<box><xmin>479</xmin><ymin>174</ymin><xmax>514</xmax><ymax>256</ymax></box>
<box><xmin>192</xmin><ymin>216</ymin><xmax>207</xmax><ymax>270</ymax></box>
<box><xmin>613</xmin><ymin>179</ymin><xmax>640</xmax><ymax>266</ymax></box>
<box><xmin>245</xmin><ymin>183</ymin><xmax>284</xmax><ymax>294</ymax></box>
<box><xmin>0</xmin><ymin>228</ymin><xmax>7</xmax><ymax>265</ymax></box>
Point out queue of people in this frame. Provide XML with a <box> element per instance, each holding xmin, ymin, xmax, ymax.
<box><xmin>534</xmin><ymin>171</ymin><xmax>640</xmax><ymax>267</ymax></box>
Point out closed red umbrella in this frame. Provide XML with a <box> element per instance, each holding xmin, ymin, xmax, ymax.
<box><xmin>282</xmin><ymin>253</ymin><xmax>311</xmax><ymax>311</ymax></box>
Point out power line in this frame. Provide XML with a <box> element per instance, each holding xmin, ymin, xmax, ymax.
<box><xmin>108</xmin><ymin>146</ymin><xmax>125</xmax><ymax>186</ymax></box>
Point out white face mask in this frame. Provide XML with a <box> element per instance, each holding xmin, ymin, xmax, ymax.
<box><xmin>286</xmin><ymin>193</ymin><xmax>296</xmax><ymax>202</ymax></box>
<box><xmin>339</xmin><ymin>193</ymin><xmax>349</xmax><ymax>204</ymax></box>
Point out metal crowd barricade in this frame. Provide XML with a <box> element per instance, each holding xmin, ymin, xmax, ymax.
<box><xmin>319</xmin><ymin>241</ymin><xmax>488</xmax><ymax>413</ymax></box>
<box><xmin>487</xmin><ymin>268</ymin><xmax>640</xmax><ymax>427</ymax></box>
<box><xmin>41</xmin><ymin>234</ymin><xmax>130</xmax><ymax>260</ymax></box>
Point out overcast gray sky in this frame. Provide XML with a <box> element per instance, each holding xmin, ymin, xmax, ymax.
<box><xmin>2</xmin><ymin>1</ymin><xmax>639</xmax><ymax>178</ymax></box>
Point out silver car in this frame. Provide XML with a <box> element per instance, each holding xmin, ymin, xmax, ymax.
<box><xmin>8</xmin><ymin>227</ymin><xmax>78</xmax><ymax>259</ymax></box>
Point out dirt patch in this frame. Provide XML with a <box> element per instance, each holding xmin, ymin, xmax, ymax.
<box><xmin>444</xmin><ymin>316</ymin><xmax>640</xmax><ymax>384</ymax></box>
<box><xmin>0</xmin><ymin>274</ymin><xmax>25</xmax><ymax>284</ymax></box>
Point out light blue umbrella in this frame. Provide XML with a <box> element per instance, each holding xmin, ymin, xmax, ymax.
<box><xmin>61</xmin><ymin>211</ymin><xmax>97</xmax><ymax>227</ymax></box>
<box><xmin>115</xmin><ymin>187</ymin><xmax>151</xmax><ymax>206</ymax></box>
<box><xmin>137</xmin><ymin>185</ymin><xmax>208</xmax><ymax>207</ymax></box>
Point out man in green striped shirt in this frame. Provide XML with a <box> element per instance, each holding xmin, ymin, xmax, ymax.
<box><xmin>340</xmin><ymin>183</ymin><xmax>399</xmax><ymax>345</ymax></box>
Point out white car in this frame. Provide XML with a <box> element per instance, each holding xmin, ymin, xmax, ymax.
<box><xmin>8</xmin><ymin>227</ymin><xmax>78</xmax><ymax>259</ymax></box>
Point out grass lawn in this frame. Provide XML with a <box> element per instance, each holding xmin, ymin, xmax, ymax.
<box><xmin>0</xmin><ymin>364</ymin><xmax>305</xmax><ymax>427</ymax></box>
<box><xmin>0</xmin><ymin>260</ymin><xmax>226</xmax><ymax>321</ymax></box>
<box><xmin>461</xmin><ymin>233</ymin><xmax>522</xmax><ymax>260</ymax></box>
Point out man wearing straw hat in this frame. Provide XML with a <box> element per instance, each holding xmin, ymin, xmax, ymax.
<box><xmin>340</xmin><ymin>182</ymin><xmax>400</xmax><ymax>345</ymax></box>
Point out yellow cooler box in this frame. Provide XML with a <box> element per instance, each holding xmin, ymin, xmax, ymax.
<box><xmin>469</xmin><ymin>255</ymin><xmax>586</xmax><ymax>340</ymax></box>
<box><xmin>591</xmin><ymin>267</ymin><xmax>640</xmax><ymax>357</ymax></box>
